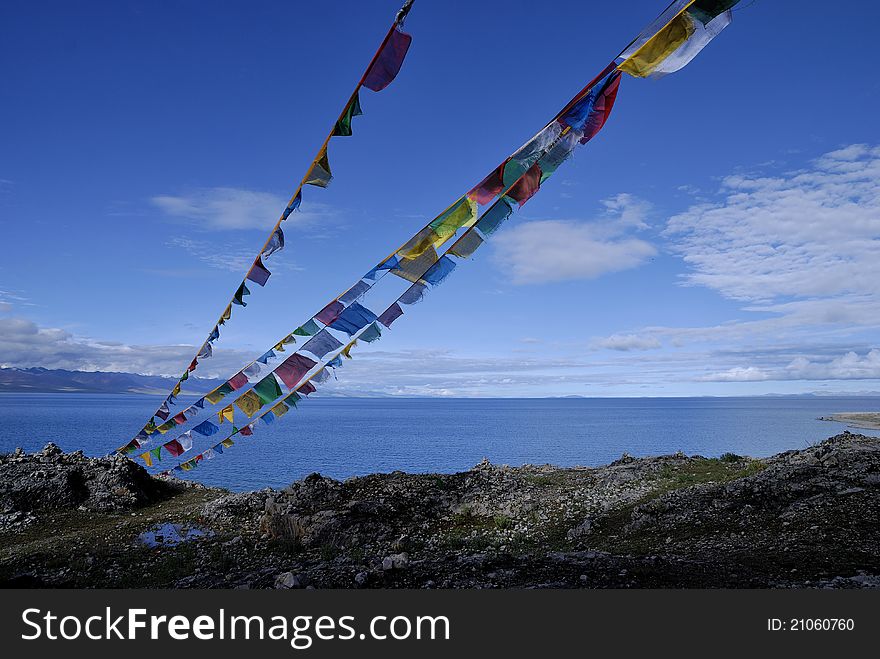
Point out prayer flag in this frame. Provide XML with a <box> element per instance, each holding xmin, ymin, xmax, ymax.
<box><xmin>305</xmin><ymin>146</ymin><xmax>332</xmax><ymax>188</ymax></box>
<box><xmin>271</xmin><ymin>401</ymin><xmax>290</xmax><ymax>418</ymax></box>
<box><xmin>359</xmin><ymin>322</ymin><xmax>382</xmax><ymax>343</ymax></box>
<box><xmin>363</xmin><ymin>26</ymin><xmax>412</xmax><ymax>92</ymax></box>
<box><xmin>298</xmin><ymin>381</ymin><xmax>317</xmax><ymax>396</ymax></box>
<box><xmin>475</xmin><ymin>198</ymin><xmax>514</xmax><ymax>236</ymax></box>
<box><xmin>378</xmin><ymin>302</ymin><xmax>403</xmax><ymax>328</ymax></box>
<box><xmin>293</xmin><ymin>319</ymin><xmax>321</xmax><ymax>336</ymax></box>
<box><xmin>315</xmin><ymin>300</ymin><xmax>345</xmax><ymax>325</ymax></box>
<box><xmin>365</xmin><ymin>256</ymin><xmax>399</xmax><ymax>280</ymax></box>
<box><xmin>218</xmin><ymin>404</ymin><xmax>234</xmax><ymax>425</ymax></box>
<box><xmin>333</xmin><ymin>92</ymin><xmax>363</xmax><ymax>137</ymax></box>
<box><xmin>274</xmin><ymin>353</ymin><xmax>318</xmax><ymax>388</ymax></box>
<box><xmin>423</xmin><ymin>256</ymin><xmax>456</xmax><ymax>287</ymax></box>
<box><xmin>302</xmin><ymin>329</ymin><xmax>344</xmax><ymax>359</ymax></box>
<box><xmin>282</xmin><ymin>192</ymin><xmax>302</xmax><ymax>220</ymax></box>
<box><xmin>192</xmin><ymin>420</ymin><xmax>219</xmax><ymax>437</ymax></box>
<box><xmin>399</xmin><ymin>282</ymin><xmax>427</xmax><ymax>305</ymax></box>
<box><xmin>253</xmin><ymin>373</ymin><xmax>283</xmax><ymax>405</ymax></box>
<box><xmin>339</xmin><ymin>280</ymin><xmax>371</xmax><ymax>305</ymax></box>
<box><xmin>329</xmin><ymin>302</ymin><xmax>377</xmax><ymax>335</ymax></box>
<box><xmin>179</xmin><ymin>432</ymin><xmax>194</xmax><ymax>452</ymax></box>
<box><xmin>205</xmin><ymin>382</ymin><xmax>234</xmax><ymax>405</ymax></box>
<box><xmin>263</xmin><ymin>227</ymin><xmax>285</xmax><ymax>258</ymax></box>
<box><xmin>163</xmin><ymin>439</ymin><xmax>184</xmax><ymax>458</ymax></box>
<box><xmin>233</xmin><ymin>282</ymin><xmax>250</xmax><ymax>307</ymax></box>
<box><xmin>449</xmin><ymin>230</ymin><xmax>483</xmax><ymax>259</ymax></box>
<box><xmin>228</xmin><ymin>372</ymin><xmax>249</xmax><ymax>390</ymax></box>
<box><xmin>235</xmin><ymin>390</ymin><xmax>263</xmax><ymax>417</ymax></box>
<box><xmin>247</xmin><ymin>257</ymin><xmax>271</xmax><ymax>286</ymax></box>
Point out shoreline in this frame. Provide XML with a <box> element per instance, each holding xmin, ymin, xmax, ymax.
<box><xmin>2</xmin><ymin>432</ymin><xmax>879</xmax><ymax>588</ymax></box>
<box><xmin>819</xmin><ymin>413</ymin><xmax>880</xmax><ymax>430</ymax></box>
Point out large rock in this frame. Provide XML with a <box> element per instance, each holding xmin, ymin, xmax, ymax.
<box><xmin>0</xmin><ymin>443</ymin><xmax>177</xmax><ymax>513</ymax></box>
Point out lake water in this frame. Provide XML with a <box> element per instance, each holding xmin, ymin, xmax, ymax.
<box><xmin>1</xmin><ymin>394</ymin><xmax>877</xmax><ymax>492</ymax></box>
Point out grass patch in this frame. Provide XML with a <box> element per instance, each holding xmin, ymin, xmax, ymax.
<box><xmin>652</xmin><ymin>458</ymin><xmax>765</xmax><ymax>495</ymax></box>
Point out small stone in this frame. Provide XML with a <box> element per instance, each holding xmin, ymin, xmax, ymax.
<box><xmin>381</xmin><ymin>553</ymin><xmax>409</xmax><ymax>571</ymax></box>
<box><xmin>354</xmin><ymin>571</ymin><xmax>368</xmax><ymax>586</ymax></box>
<box><xmin>274</xmin><ymin>572</ymin><xmax>305</xmax><ymax>589</ymax></box>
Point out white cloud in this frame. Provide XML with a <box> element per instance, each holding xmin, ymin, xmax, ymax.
<box><xmin>697</xmin><ymin>350</ymin><xmax>880</xmax><ymax>382</ymax></box>
<box><xmin>594</xmin><ymin>333</ymin><xmax>661</xmax><ymax>351</ymax></box>
<box><xmin>601</xmin><ymin>192</ymin><xmax>651</xmax><ymax>229</ymax></box>
<box><xmin>492</xmin><ymin>194</ymin><xmax>656</xmax><ymax>285</ymax></box>
<box><xmin>151</xmin><ymin>187</ymin><xmax>333</xmax><ymax>231</ymax></box>
<box><xmin>665</xmin><ymin>144</ymin><xmax>880</xmax><ymax>302</ymax></box>
<box><xmin>697</xmin><ymin>366</ymin><xmax>770</xmax><ymax>382</ymax></box>
<box><xmin>0</xmin><ymin>316</ymin><xmax>252</xmax><ymax>378</ymax></box>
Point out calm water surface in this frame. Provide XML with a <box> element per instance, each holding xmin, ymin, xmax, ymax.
<box><xmin>1</xmin><ymin>394</ymin><xmax>877</xmax><ymax>491</ymax></box>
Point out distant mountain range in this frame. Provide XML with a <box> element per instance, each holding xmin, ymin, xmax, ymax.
<box><xmin>0</xmin><ymin>367</ymin><xmax>224</xmax><ymax>394</ymax></box>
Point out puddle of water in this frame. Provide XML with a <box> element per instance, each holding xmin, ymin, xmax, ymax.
<box><xmin>138</xmin><ymin>522</ymin><xmax>212</xmax><ymax>547</ymax></box>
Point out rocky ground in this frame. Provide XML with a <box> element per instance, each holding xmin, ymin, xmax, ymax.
<box><xmin>1</xmin><ymin>433</ymin><xmax>879</xmax><ymax>588</ymax></box>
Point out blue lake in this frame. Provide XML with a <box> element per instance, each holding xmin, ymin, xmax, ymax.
<box><xmin>1</xmin><ymin>394</ymin><xmax>877</xmax><ymax>491</ymax></box>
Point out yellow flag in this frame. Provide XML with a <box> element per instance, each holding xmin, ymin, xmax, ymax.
<box><xmin>139</xmin><ymin>451</ymin><xmax>153</xmax><ymax>467</ymax></box>
<box><xmin>271</xmin><ymin>401</ymin><xmax>290</xmax><ymax>418</ymax></box>
<box><xmin>235</xmin><ymin>390</ymin><xmax>263</xmax><ymax>417</ymax></box>
<box><xmin>172</xmin><ymin>382</ymin><xmax>181</xmax><ymax>397</ymax></box>
<box><xmin>218</xmin><ymin>404</ymin><xmax>234</xmax><ymax>425</ymax></box>
<box><xmin>342</xmin><ymin>340</ymin><xmax>357</xmax><ymax>359</ymax></box>
<box><xmin>619</xmin><ymin>11</ymin><xmax>695</xmax><ymax>77</ymax></box>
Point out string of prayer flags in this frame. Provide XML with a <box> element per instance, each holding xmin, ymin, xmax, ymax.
<box><xmin>142</xmin><ymin>2</ymin><xmax>744</xmax><ymax>473</ymax></box>
<box><xmin>123</xmin><ymin>1</ymin><xmax>420</xmax><ymax>450</ymax></box>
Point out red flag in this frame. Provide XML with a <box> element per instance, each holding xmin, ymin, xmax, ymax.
<box><xmin>363</xmin><ymin>27</ymin><xmax>412</xmax><ymax>92</ymax></box>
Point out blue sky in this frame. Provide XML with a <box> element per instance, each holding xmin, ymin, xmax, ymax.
<box><xmin>1</xmin><ymin>0</ymin><xmax>879</xmax><ymax>397</ymax></box>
